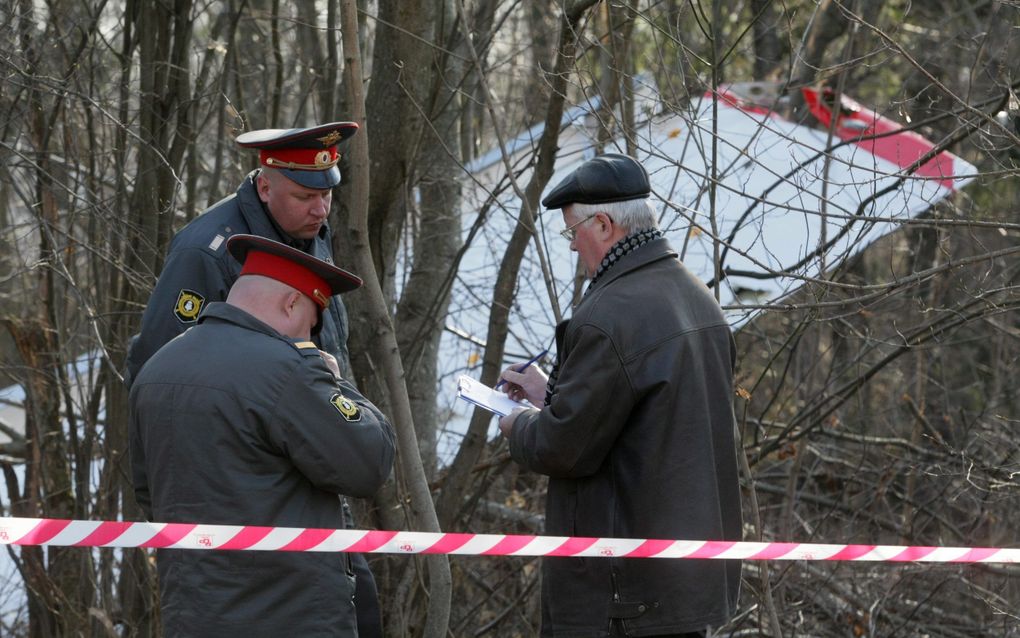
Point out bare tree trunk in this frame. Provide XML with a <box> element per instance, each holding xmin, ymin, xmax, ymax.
<box><xmin>360</xmin><ymin>0</ymin><xmax>435</xmax><ymax>295</ymax></box>
<box><xmin>593</xmin><ymin>0</ymin><xmax>638</xmax><ymax>152</ymax></box>
<box><xmin>112</xmin><ymin>1</ymin><xmax>196</xmax><ymax>635</ymax></box>
<box><xmin>394</xmin><ymin>63</ymin><xmax>464</xmax><ymax>477</ymax></box>
<box><xmin>7</xmin><ymin>0</ymin><xmax>107</xmax><ymax>631</ymax></box>
<box><xmin>790</xmin><ymin>0</ymin><xmax>850</xmax><ymax>88</ymax></box>
<box><xmin>338</xmin><ymin>4</ymin><xmax>452</xmax><ymax>637</ymax></box>
<box><xmin>522</xmin><ymin>0</ymin><xmax>560</xmax><ymax>119</ymax></box>
<box><xmin>750</xmin><ymin>0</ymin><xmax>784</xmax><ymax>80</ymax></box>
<box><xmin>97</xmin><ymin>1</ymin><xmax>160</xmax><ymax>634</ymax></box>
<box><xmin>5</xmin><ymin>319</ymin><xmax>80</xmax><ymax>635</ymax></box>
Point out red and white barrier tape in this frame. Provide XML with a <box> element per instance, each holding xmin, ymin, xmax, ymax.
<box><xmin>0</xmin><ymin>518</ymin><xmax>1016</xmax><ymax>562</ymax></box>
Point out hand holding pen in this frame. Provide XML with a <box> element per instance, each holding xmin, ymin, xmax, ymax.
<box><xmin>496</xmin><ymin>349</ymin><xmax>549</xmax><ymax>405</ymax></box>
<box><xmin>495</xmin><ymin>349</ymin><xmax>547</xmax><ymax>389</ymax></box>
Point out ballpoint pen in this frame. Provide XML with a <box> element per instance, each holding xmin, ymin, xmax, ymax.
<box><xmin>494</xmin><ymin>348</ymin><xmax>549</xmax><ymax>390</ymax></box>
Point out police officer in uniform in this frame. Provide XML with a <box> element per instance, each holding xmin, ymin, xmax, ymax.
<box><xmin>126</xmin><ymin>121</ymin><xmax>358</xmax><ymax>384</ymax></box>
<box><xmin>129</xmin><ymin>234</ymin><xmax>396</xmax><ymax>637</ymax></box>
<box><xmin>125</xmin><ymin>123</ymin><xmax>386</xmax><ymax>635</ymax></box>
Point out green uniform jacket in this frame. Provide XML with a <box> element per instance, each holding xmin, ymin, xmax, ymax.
<box><xmin>129</xmin><ymin>302</ymin><xmax>396</xmax><ymax>637</ymax></box>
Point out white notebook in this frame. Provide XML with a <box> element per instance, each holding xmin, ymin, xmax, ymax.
<box><xmin>456</xmin><ymin>375</ymin><xmax>527</xmax><ymax>417</ymax></box>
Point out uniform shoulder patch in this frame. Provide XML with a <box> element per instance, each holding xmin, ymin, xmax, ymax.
<box><xmin>330</xmin><ymin>393</ymin><xmax>361</xmax><ymax>422</ymax></box>
<box><xmin>174</xmin><ymin>289</ymin><xmax>205</xmax><ymax>323</ymax></box>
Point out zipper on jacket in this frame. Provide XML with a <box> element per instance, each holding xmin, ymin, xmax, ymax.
<box><xmin>610</xmin><ymin>564</ymin><xmax>624</xmax><ymax>636</ymax></box>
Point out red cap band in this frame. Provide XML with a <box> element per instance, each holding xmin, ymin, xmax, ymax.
<box><xmin>260</xmin><ymin>146</ymin><xmax>338</xmax><ymax>171</ymax></box>
<box><xmin>241</xmin><ymin>250</ymin><xmax>331</xmax><ymax>308</ymax></box>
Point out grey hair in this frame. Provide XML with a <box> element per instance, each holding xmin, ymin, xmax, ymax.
<box><xmin>569</xmin><ymin>198</ymin><xmax>658</xmax><ymax>234</ymax></box>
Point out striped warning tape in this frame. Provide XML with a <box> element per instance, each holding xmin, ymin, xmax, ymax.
<box><xmin>0</xmin><ymin>517</ymin><xmax>1016</xmax><ymax>562</ymax></box>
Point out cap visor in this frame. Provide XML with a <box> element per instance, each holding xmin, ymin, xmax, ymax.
<box><xmin>279</xmin><ymin>166</ymin><xmax>341</xmax><ymax>189</ymax></box>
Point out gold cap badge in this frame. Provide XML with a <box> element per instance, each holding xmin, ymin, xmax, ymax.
<box><xmin>317</xmin><ymin>130</ymin><xmax>342</xmax><ymax>147</ymax></box>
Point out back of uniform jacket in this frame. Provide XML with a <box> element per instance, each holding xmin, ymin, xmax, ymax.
<box><xmin>129</xmin><ymin>303</ymin><xmax>395</xmax><ymax>637</ymax></box>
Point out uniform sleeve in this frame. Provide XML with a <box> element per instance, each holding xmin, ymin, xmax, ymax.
<box><xmin>127</xmin><ymin>388</ymin><xmax>153</xmax><ymax>520</ymax></box>
<box><xmin>124</xmin><ymin>247</ymin><xmax>230</xmax><ymax>388</ymax></box>
<box><xmin>325</xmin><ymin>301</ymin><xmax>353</xmax><ymax>379</ymax></box>
<box><xmin>267</xmin><ymin>355</ymin><xmax>396</xmax><ymax>498</ymax></box>
<box><xmin>509</xmin><ymin>323</ymin><xmax>635</xmax><ymax>478</ymax></box>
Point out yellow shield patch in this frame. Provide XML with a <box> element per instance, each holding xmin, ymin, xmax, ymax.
<box><xmin>174</xmin><ymin>289</ymin><xmax>205</xmax><ymax>323</ymax></box>
<box><xmin>330</xmin><ymin>393</ymin><xmax>361</xmax><ymax>422</ymax></box>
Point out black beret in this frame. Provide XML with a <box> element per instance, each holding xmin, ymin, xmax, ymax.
<box><xmin>541</xmin><ymin>153</ymin><xmax>651</xmax><ymax>209</ymax></box>
<box><xmin>236</xmin><ymin>122</ymin><xmax>358</xmax><ymax>189</ymax></box>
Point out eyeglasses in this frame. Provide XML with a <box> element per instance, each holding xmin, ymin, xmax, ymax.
<box><xmin>559</xmin><ymin>213</ymin><xmax>599</xmax><ymax>241</ymax></box>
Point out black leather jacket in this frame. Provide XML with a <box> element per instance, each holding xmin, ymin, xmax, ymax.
<box><xmin>509</xmin><ymin>237</ymin><xmax>742</xmax><ymax>637</ymax></box>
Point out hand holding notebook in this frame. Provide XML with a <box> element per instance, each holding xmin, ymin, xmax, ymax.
<box><xmin>456</xmin><ymin>375</ymin><xmax>528</xmax><ymax>417</ymax></box>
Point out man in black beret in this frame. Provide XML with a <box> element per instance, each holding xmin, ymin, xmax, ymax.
<box><xmin>124</xmin><ymin>122</ymin><xmax>387</xmax><ymax>636</ymax></box>
<box><xmin>130</xmin><ymin>235</ymin><xmax>396</xmax><ymax>637</ymax></box>
<box><xmin>497</xmin><ymin>153</ymin><xmax>743</xmax><ymax>637</ymax></box>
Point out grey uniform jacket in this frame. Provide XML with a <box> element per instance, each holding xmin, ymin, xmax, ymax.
<box><xmin>129</xmin><ymin>302</ymin><xmax>396</xmax><ymax>637</ymax></box>
<box><xmin>508</xmin><ymin>237</ymin><xmax>742</xmax><ymax>637</ymax></box>
<box><xmin>125</xmin><ymin>170</ymin><xmax>351</xmax><ymax>387</ymax></box>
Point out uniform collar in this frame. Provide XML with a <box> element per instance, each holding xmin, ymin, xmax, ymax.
<box><xmin>198</xmin><ymin>301</ymin><xmax>287</xmax><ymax>341</ymax></box>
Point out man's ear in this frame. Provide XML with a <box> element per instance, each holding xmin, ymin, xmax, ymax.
<box><xmin>595</xmin><ymin>212</ymin><xmax>614</xmax><ymax>238</ymax></box>
<box><xmin>283</xmin><ymin>290</ymin><xmax>303</xmax><ymax>318</ymax></box>
<box><xmin>256</xmin><ymin>172</ymin><xmax>271</xmax><ymax>203</ymax></box>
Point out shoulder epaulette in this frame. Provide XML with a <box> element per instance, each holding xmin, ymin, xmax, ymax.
<box><xmin>292</xmin><ymin>340</ymin><xmax>320</xmax><ymax>356</ymax></box>
<box><xmin>205</xmin><ymin>231</ymin><xmax>231</xmax><ymax>254</ymax></box>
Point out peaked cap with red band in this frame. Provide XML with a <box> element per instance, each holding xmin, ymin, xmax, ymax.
<box><xmin>227</xmin><ymin>234</ymin><xmax>362</xmax><ymax>309</ymax></box>
<box><xmin>236</xmin><ymin>122</ymin><xmax>359</xmax><ymax>189</ymax></box>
